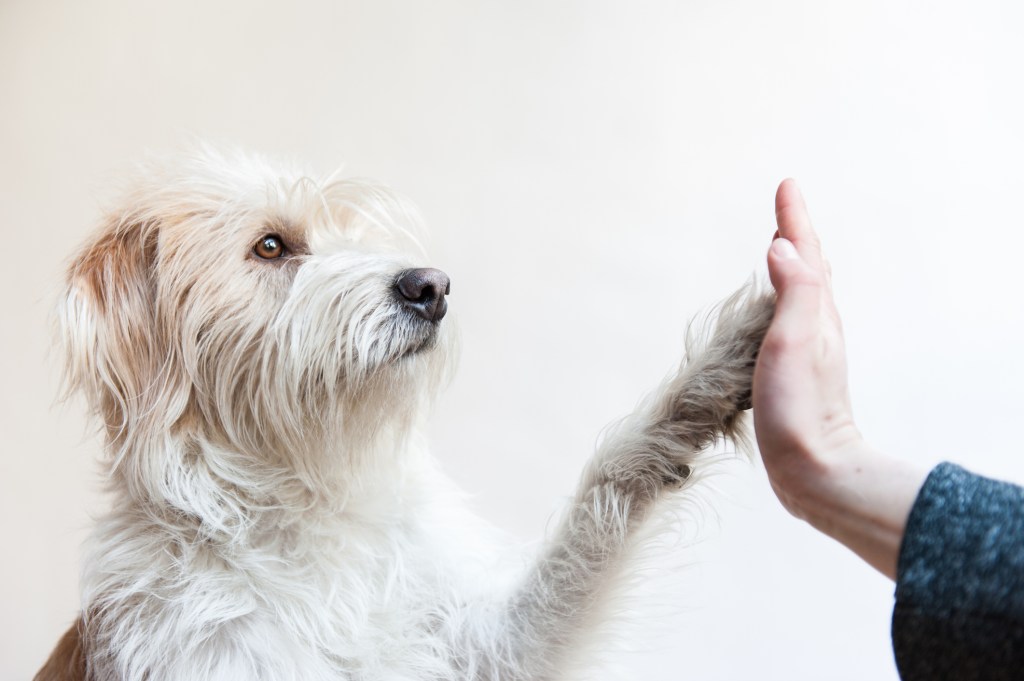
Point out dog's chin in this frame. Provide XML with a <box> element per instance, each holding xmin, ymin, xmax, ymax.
<box><xmin>399</xmin><ymin>323</ymin><xmax>440</xmax><ymax>359</ymax></box>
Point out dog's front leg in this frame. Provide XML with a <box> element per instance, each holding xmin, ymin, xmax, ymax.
<box><xmin>462</xmin><ymin>286</ymin><xmax>775</xmax><ymax>681</ymax></box>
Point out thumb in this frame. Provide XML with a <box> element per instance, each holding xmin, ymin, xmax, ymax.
<box><xmin>767</xmin><ymin>237</ymin><xmax>823</xmax><ymax>333</ymax></box>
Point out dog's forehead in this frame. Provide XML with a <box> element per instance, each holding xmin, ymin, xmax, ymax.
<box><xmin>145</xmin><ymin>154</ymin><xmax>426</xmax><ymax>258</ymax></box>
<box><xmin>266</xmin><ymin>176</ymin><xmax>427</xmax><ymax>257</ymax></box>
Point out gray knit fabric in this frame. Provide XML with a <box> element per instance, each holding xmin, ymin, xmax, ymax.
<box><xmin>893</xmin><ymin>462</ymin><xmax>1024</xmax><ymax>680</ymax></box>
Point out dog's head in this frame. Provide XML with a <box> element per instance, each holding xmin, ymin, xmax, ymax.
<box><xmin>60</xmin><ymin>148</ymin><xmax>454</xmax><ymax>468</ymax></box>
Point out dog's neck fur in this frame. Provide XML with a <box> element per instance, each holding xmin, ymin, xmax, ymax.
<box><xmin>98</xmin><ymin>360</ymin><xmax>437</xmax><ymax>516</ymax></box>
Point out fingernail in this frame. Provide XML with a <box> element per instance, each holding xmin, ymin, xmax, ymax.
<box><xmin>771</xmin><ymin>238</ymin><xmax>800</xmax><ymax>260</ymax></box>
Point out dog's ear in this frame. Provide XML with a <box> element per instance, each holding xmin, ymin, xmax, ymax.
<box><xmin>59</xmin><ymin>216</ymin><xmax>164</xmax><ymax>434</ymax></box>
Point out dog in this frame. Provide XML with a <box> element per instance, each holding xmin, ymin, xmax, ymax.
<box><xmin>35</xmin><ymin>148</ymin><xmax>775</xmax><ymax>681</ymax></box>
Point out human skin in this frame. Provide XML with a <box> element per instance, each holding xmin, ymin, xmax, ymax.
<box><xmin>751</xmin><ymin>179</ymin><xmax>929</xmax><ymax>580</ymax></box>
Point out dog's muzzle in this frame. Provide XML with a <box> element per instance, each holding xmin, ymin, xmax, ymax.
<box><xmin>395</xmin><ymin>268</ymin><xmax>450</xmax><ymax>323</ymax></box>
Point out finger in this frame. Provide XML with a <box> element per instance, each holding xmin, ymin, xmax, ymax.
<box><xmin>775</xmin><ymin>179</ymin><xmax>824</xmax><ymax>270</ymax></box>
<box><xmin>766</xmin><ymin>238</ymin><xmax>823</xmax><ymax>336</ymax></box>
<box><xmin>766</xmin><ymin>238</ymin><xmax>817</xmax><ymax>288</ymax></box>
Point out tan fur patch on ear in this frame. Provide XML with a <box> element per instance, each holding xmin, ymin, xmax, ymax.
<box><xmin>70</xmin><ymin>219</ymin><xmax>158</xmax><ymax>314</ymax></box>
<box><xmin>61</xmin><ymin>219</ymin><xmax>164</xmax><ymax>433</ymax></box>
<box><xmin>33</xmin><ymin>616</ymin><xmax>87</xmax><ymax>681</ymax></box>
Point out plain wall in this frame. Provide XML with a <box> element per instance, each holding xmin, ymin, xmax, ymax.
<box><xmin>3</xmin><ymin>1</ymin><xmax>1024</xmax><ymax>679</ymax></box>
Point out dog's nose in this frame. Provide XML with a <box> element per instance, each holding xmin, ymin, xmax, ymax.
<box><xmin>395</xmin><ymin>268</ymin><xmax>450</xmax><ymax>322</ymax></box>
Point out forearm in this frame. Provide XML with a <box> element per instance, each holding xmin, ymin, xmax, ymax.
<box><xmin>785</xmin><ymin>441</ymin><xmax>929</xmax><ymax>580</ymax></box>
<box><xmin>465</xmin><ymin>286</ymin><xmax>775</xmax><ymax>679</ymax></box>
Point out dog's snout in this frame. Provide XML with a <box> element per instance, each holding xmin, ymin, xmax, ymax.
<box><xmin>395</xmin><ymin>268</ymin><xmax>450</xmax><ymax>322</ymax></box>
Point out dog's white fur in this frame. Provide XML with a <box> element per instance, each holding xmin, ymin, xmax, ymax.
<box><xmin>38</xmin><ymin>148</ymin><xmax>775</xmax><ymax>681</ymax></box>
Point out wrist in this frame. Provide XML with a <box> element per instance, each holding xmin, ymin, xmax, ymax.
<box><xmin>795</xmin><ymin>442</ymin><xmax>929</xmax><ymax>579</ymax></box>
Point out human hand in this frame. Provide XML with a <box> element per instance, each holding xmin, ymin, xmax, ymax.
<box><xmin>752</xmin><ymin>179</ymin><xmax>926</xmax><ymax>579</ymax></box>
<box><xmin>752</xmin><ymin>179</ymin><xmax>862</xmax><ymax>517</ymax></box>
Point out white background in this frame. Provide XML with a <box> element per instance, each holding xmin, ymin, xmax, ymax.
<box><xmin>3</xmin><ymin>1</ymin><xmax>1024</xmax><ymax>679</ymax></box>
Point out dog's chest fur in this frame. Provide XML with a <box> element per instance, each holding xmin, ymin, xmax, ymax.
<box><xmin>84</xmin><ymin>444</ymin><xmax>497</xmax><ymax>680</ymax></box>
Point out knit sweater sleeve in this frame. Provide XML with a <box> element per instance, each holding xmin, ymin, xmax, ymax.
<box><xmin>892</xmin><ymin>462</ymin><xmax>1024</xmax><ymax>680</ymax></box>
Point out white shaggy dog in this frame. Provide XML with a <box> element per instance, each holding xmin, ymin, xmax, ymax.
<box><xmin>36</xmin><ymin>149</ymin><xmax>775</xmax><ymax>681</ymax></box>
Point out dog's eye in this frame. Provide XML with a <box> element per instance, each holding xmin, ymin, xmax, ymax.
<box><xmin>254</xmin><ymin>235</ymin><xmax>285</xmax><ymax>259</ymax></box>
